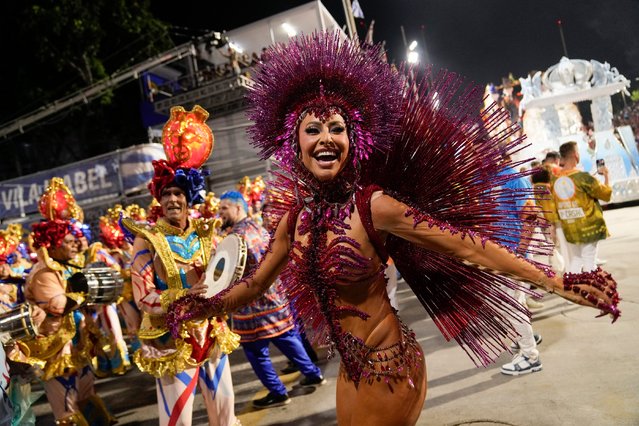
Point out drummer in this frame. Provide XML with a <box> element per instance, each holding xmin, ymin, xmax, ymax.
<box><xmin>105</xmin><ymin>204</ymin><xmax>146</xmax><ymax>353</ymax></box>
<box><xmin>121</xmin><ymin>106</ymin><xmax>240</xmax><ymax>426</ymax></box>
<box><xmin>68</xmin><ymin>207</ymin><xmax>132</xmax><ymax>379</ymax></box>
<box><xmin>0</xmin><ymin>225</ymin><xmax>26</xmax><ymax>312</ymax></box>
<box><xmin>19</xmin><ymin>178</ymin><xmax>116</xmax><ymax>425</ymax></box>
<box><xmin>218</xmin><ymin>191</ymin><xmax>325</xmax><ymax>408</ymax></box>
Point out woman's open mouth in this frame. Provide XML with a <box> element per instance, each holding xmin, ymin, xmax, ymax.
<box><xmin>313</xmin><ymin>149</ymin><xmax>340</xmax><ymax>167</ymax></box>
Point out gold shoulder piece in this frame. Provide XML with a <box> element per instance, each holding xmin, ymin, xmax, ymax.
<box><xmin>38</xmin><ymin>247</ymin><xmax>66</xmax><ymax>273</ymax></box>
<box><xmin>86</xmin><ymin>242</ymin><xmax>103</xmax><ymax>265</ymax></box>
<box><xmin>121</xmin><ymin>216</ymin><xmax>151</xmax><ymax>238</ymax></box>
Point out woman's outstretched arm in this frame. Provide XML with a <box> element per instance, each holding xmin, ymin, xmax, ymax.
<box><xmin>167</xmin><ymin>213</ymin><xmax>291</xmax><ymax>331</ymax></box>
<box><xmin>216</xmin><ymin>213</ymin><xmax>291</xmax><ymax>313</ymax></box>
<box><xmin>370</xmin><ymin>192</ymin><xmax>618</xmax><ymax>315</ymax></box>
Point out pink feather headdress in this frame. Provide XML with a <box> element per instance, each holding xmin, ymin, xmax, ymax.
<box><xmin>246</xmin><ymin>32</ymin><xmax>404</xmax><ymax>168</ymax></box>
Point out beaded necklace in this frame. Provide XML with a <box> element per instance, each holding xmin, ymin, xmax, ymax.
<box><xmin>281</xmin><ymin>170</ymin><xmax>422</xmax><ymax>385</ymax></box>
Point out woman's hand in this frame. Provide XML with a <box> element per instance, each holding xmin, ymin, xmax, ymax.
<box><xmin>187</xmin><ymin>272</ymin><xmax>208</xmax><ymax>296</ymax></box>
<box><xmin>166</xmin><ymin>292</ymin><xmax>223</xmax><ymax>338</ymax></box>
<box><xmin>549</xmin><ymin>268</ymin><xmax>620</xmax><ymax>322</ymax></box>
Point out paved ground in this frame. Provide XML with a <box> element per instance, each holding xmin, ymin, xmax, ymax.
<box><xmin>33</xmin><ymin>205</ymin><xmax>639</xmax><ymax>425</ymax></box>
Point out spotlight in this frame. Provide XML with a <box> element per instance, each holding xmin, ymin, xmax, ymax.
<box><xmin>209</xmin><ymin>31</ymin><xmax>229</xmax><ymax>48</ymax></box>
<box><xmin>281</xmin><ymin>23</ymin><xmax>297</xmax><ymax>37</ymax></box>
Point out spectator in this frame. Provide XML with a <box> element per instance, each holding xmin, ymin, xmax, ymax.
<box><xmin>542</xmin><ymin>151</ymin><xmax>561</xmax><ymax>175</ymax></box>
<box><xmin>552</xmin><ymin>141</ymin><xmax>612</xmax><ymax>273</ymax></box>
<box><xmin>260</xmin><ymin>47</ymin><xmax>270</xmax><ymax>62</ymax></box>
<box><xmin>497</xmin><ymin>156</ymin><xmax>544</xmax><ymax>376</ymax></box>
<box><xmin>218</xmin><ymin>191</ymin><xmax>325</xmax><ymax>409</ymax></box>
<box><xmin>220</xmin><ymin>47</ymin><xmax>242</xmax><ymax>76</ymax></box>
<box><xmin>531</xmin><ymin>167</ymin><xmax>564</xmax><ymax>273</ymax></box>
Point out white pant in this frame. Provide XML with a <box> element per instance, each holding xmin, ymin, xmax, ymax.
<box><xmin>155</xmin><ymin>353</ymin><xmax>236</xmax><ymax>426</ymax></box>
<box><xmin>505</xmin><ymin>283</ymin><xmax>539</xmax><ymax>360</ymax></box>
<box><xmin>566</xmin><ymin>241</ymin><xmax>598</xmax><ymax>273</ymax></box>
<box><xmin>385</xmin><ymin>263</ymin><xmax>399</xmax><ymax>310</ymax></box>
<box><xmin>554</xmin><ymin>225</ymin><xmax>570</xmax><ymax>273</ymax></box>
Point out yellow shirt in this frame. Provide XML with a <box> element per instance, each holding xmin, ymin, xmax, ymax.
<box><xmin>533</xmin><ymin>182</ymin><xmax>559</xmax><ymax>223</ymax></box>
<box><xmin>551</xmin><ymin>169</ymin><xmax>612</xmax><ymax>244</ymax></box>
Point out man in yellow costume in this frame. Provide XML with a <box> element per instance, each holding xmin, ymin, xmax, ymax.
<box><xmin>552</xmin><ymin>141</ymin><xmax>612</xmax><ymax>273</ymax></box>
<box><xmin>122</xmin><ymin>106</ymin><xmax>240</xmax><ymax>426</ymax></box>
<box><xmin>99</xmin><ymin>204</ymin><xmax>145</xmax><ymax>353</ymax></box>
<box><xmin>21</xmin><ymin>178</ymin><xmax>115</xmax><ymax>425</ymax></box>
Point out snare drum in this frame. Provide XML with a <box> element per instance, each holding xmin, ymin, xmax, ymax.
<box><xmin>204</xmin><ymin>234</ymin><xmax>247</xmax><ymax>298</ymax></box>
<box><xmin>83</xmin><ymin>264</ymin><xmax>124</xmax><ymax>305</ymax></box>
<box><xmin>0</xmin><ymin>303</ymin><xmax>38</xmax><ymax>343</ymax></box>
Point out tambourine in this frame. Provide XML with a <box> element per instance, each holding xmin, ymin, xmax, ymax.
<box><xmin>83</xmin><ymin>263</ymin><xmax>124</xmax><ymax>305</ymax></box>
<box><xmin>0</xmin><ymin>303</ymin><xmax>38</xmax><ymax>343</ymax></box>
<box><xmin>204</xmin><ymin>234</ymin><xmax>247</xmax><ymax>298</ymax></box>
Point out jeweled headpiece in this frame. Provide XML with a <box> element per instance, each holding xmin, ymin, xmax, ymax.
<box><xmin>246</xmin><ymin>31</ymin><xmax>404</xmax><ymax>168</ymax></box>
<box><xmin>32</xmin><ymin>178</ymin><xmax>83</xmax><ymax>249</ymax></box>
<box><xmin>198</xmin><ymin>192</ymin><xmax>221</xmax><ymax>219</ymax></box>
<box><xmin>38</xmin><ymin>177</ymin><xmax>83</xmax><ymax>221</ymax></box>
<box><xmin>236</xmin><ymin>176</ymin><xmax>251</xmax><ymax>204</ymax></box>
<box><xmin>99</xmin><ymin>205</ymin><xmax>126</xmax><ymax>249</ymax></box>
<box><xmin>124</xmin><ymin>204</ymin><xmax>147</xmax><ymax>222</ymax></box>
<box><xmin>148</xmin><ymin>105</ymin><xmax>213</xmax><ymax>206</ymax></box>
<box><xmin>249</xmin><ymin>176</ymin><xmax>266</xmax><ymax>206</ymax></box>
<box><xmin>0</xmin><ymin>227</ymin><xmax>20</xmax><ymax>263</ymax></box>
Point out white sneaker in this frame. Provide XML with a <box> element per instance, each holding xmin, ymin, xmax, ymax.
<box><xmin>501</xmin><ymin>353</ymin><xmax>542</xmax><ymax>376</ymax></box>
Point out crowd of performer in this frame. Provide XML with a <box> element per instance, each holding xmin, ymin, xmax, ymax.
<box><xmin>0</xmin><ymin>113</ymin><xmax>621</xmax><ymax>426</ymax></box>
<box><xmin>0</xmin><ymin>168</ymin><xmax>323</xmax><ymax>424</ymax></box>
<box><xmin>0</xmin><ymin>143</ymin><xmax>619</xmax><ymax>425</ymax></box>
<box><xmin>0</xmin><ymin>34</ymin><xmax>622</xmax><ymax>425</ymax></box>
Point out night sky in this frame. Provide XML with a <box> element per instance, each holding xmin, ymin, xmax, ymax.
<box><xmin>152</xmin><ymin>0</ymin><xmax>639</xmax><ymax>88</ymax></box>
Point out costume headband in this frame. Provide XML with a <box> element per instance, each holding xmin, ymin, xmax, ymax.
<box><xmin>198</xmin><ymin>192</ymin><xmax>221</xmax><ymax>219</ymax></box>
<box><xmin>0</xmin><ymin>227</ymin><xmax>20</xmax><ymax>264</ymax></box>
<box><xmin>99</xmin><ymin>204</ymin><xmax>126</xmax><ymax>249</ymax></box>
<box><xmin>246</xmin><ymin>31</ymin><xmax>404</xmax><ymax>169</ymax></box>
<box><xmin>32</xmin><ymin>178</ymin><xmax>83</xmax><ymax>249</ymax></box>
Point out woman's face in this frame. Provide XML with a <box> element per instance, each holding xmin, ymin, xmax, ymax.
<box><xmin>298</xmin><ymin>113</ymin><xmax>350</xmax><ymax>182</ymax></box>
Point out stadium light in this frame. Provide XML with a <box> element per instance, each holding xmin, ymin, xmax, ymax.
<box><xmin>228</xmin><ymin>41</ymin><xmax>244</xmax><ymax>54</ymax></box>
<box><xmin>281</xmin><ymin>23</ymin><xmax>297</xmax><ymax>38</ymax></box>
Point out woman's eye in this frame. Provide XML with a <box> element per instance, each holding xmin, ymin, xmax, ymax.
<box><xmin>331</xmin><ymin>126</ymin><xmax>345</xmax><ymax>134</ymax></box>
<box><xmin>305</xmin><ymin>127</ymin><xmax>320</xmax><ymax>135</ymax></box>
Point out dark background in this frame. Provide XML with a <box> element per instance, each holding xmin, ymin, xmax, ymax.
<box><xmin>152</xmin><ymin>0</ymin><xmax>639</xmax><ymax>86</ymax></box>
<box><xmin>1</xmin><ymin>0</ymin><xmax>637</xmax><ymax>180</ymax></box>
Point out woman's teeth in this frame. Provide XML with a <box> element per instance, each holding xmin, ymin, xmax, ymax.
<box><xmin>314</xmin><ymin>151</ymin><xmax>338</xmax><ymax>161</ymax></box>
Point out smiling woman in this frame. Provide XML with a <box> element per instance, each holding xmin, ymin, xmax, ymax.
<box><xmin>298</xmin><ymin>113</ymin><xmax>350</xmax><ymax>181</ymax></box>
<box><xmin>167</xmin><ymin>32</ymin><xmax>620</xmax><ymax>426</ymax></box>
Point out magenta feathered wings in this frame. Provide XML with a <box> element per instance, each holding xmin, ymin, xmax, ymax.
<box><xmin>364</xmin><ymin>69</ymin><xmax>555</xmax><ymax>366</ymax></box>
<box><xmin>263</xmin><ymin>72</ymin><xmax>552</xmax><ymax>367</ymax></box>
